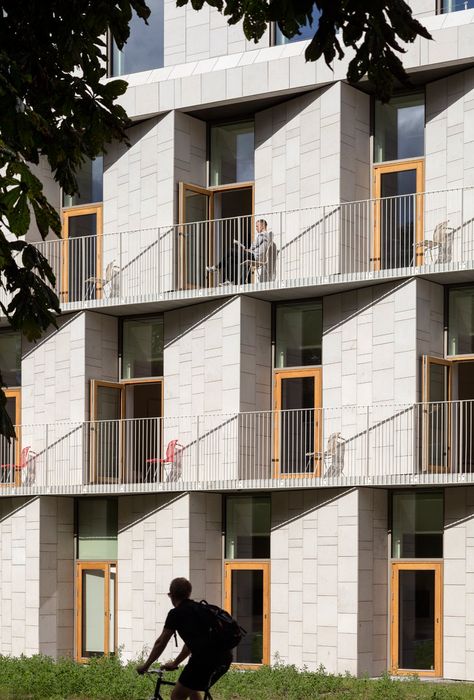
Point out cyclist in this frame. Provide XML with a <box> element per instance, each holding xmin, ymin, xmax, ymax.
<box><xmin>137</xmin><ymin>577</ymin><xmax>233</xmax><ymax>700</ymax></box>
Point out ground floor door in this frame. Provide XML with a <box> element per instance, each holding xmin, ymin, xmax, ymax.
<box><xmin>224</xmin><ymin>561</ymin><xmax>270</xmax><ymax>666</ymax></box>
<box><xmin>273</xmin><ymin>368</ymin><xmax>321</xmax><ymax>477</ymax></box>
<box><xmin>75</xmin><ymin>561</ymin><xmax>117</xmax><ymax>662</ymax></box>
<box><xmin>390</xmin><ymin>562</ymin><xmax>442</xmax><ymax>676</ymax></box>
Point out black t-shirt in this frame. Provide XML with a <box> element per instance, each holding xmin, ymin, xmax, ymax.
<box><xmin>164</xmin><ymin>599</ymin><xmax>212</xmax><ymax>654</ymax></box>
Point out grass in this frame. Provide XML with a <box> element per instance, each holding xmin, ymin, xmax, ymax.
<box><xmin>0</xmin><ymin>655</ymin><xmax>474</xmax><ymax>700</ymax></box>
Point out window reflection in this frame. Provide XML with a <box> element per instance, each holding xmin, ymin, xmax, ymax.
<box><xmin>210</xmin><ymin>121</ymin><xmax>254</xmax><ymax>186</ymax></box>
<box><xmin>448</xmin><ymin>286</ymin><xmax>474</xmax><ymax>355</ymax></box>
<box><xmin>274</xmin><ymin>4</ymin><xmax>321</xmax><ymax>45</ymax></box>
<box><xmin>374</xmin><ymin>94</ymin><xmax>425</xmax><ymax>163</ymax></box>
<box><xmin>0</xmin><ymin>332</ymin><xmax>21</xmax><ymax>387</ymax></box>
<box><xmin>225</xmin><ymin>496</ymin><xmax>271</xmax><ymax>559</ymax></box>
<box><xmin>63</xmin><ymin>157</ymin><xmax>103</xmax><ymax>208</ymax></box>
<box><xmin>111</xmin><ymin>0</ymin><xmax>164</xmax><ymax>76</ymax></box>
<box><xmin>441</xmin><ymin>0</ymin><xmax>474</xmax><ymax>11</ymax></box>
<box><xmin>391</xmin><ymin>492</ymin><xmax>443</xmax><ymax>559</ymax></box>
<box><xmin>275</xmin><ymin>301</ymin><xmax>322</xmax><ymax>368</ymax></box>
<box><xmin>122</xmin><ymin>316</ymin><xmax>164</xmax><ymax>378</ymax></box>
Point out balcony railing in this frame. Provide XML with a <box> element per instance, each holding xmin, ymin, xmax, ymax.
<box><xmin>2</xmin><ymin>186</ymin><xmax>472</xmax><ymax>311</ymax></box>
<box><xmin>1</xmin><ymin>400</ymin><xmax>474</xmax><ymax>494</ymax></box>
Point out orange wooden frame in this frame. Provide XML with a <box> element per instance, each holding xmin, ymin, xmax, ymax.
<box><xmin>1</xmin><ymin>388</ymin><xmax>22</xmax><ymax>486</ymax></box>
<box><xmin>75</xmin><ymin>561</ymin><xmax>117</xmax><ymax>663</ymax></box>
<box><xmin>421</xmin><ymin>356</ymin><xmax>452</xmax><ymax>473</ymax></box>
<box><xmin>372</xmin><ymin>160</ymin><xmax>424</xmax><ymax>270</ymax></box>
<box><xmin>224</xmin><ymin>561</ymin><xmax>270</xmax><ymax>667</ymax></box>
<box><xmin>273</xmin><ymin>368</ymin><xmax>322</xmax><ymax>478</ymax></box>
<box><xmin>390</xmin><ymin>562</ymin><xmax>443</xmax><ymax>677</ymax></box>
<box><xmin>61</xmin><ymin>204</ymin><xmax>103</xmax><ymax>302</ymax></box>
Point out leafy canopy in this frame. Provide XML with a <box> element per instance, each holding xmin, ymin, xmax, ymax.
<box><xmin>177</xmin><ymin>0</ymin><xmax>432</xmax><ymax>102</ymax></box>
<box><xmin>0</xmin><ymin>0</ymin><xmax>149</xmax><ymax>437</ymax></box>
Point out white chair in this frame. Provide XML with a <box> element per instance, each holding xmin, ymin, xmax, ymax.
<box><xmin>415</xmin><ymin>221</ymin><xmax>455</xmax><ymax>264</ymax></box>
<box><xmin>307</xmin><ymin>432</ymin><xmax>345</xmax><ymax>477</ymax></box>
<box><xmin>85</xmin><ymin>261</ymin><xmax>120</xmax><ymax>299</ymax></box>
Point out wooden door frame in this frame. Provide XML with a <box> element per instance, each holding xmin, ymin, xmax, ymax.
<box><xmin>390</xmin><ymin>561</ymin><xmax>443</xmax><ymax>677</ymax></box>
<box><xmin>90</xmin><ymin>380</ymin><xmax>125</xmax><ymax>484</ymax></box>
<box><xmin>421</xmin><ymin>356</ymin><xmax>453</xmax><ymax>473</ymax></box>
<box><xmin>273</xmin><ymin>368</ymin><xmax>322</xmax><ymax>478</ymax></box>
<box><xmin>75</xmin><ymin>560</ymin><xmax>117</xmax><ymax>663</ymax></box>
<box><xmin>372</xmin><ymin>159</ymin><xmax>424</xmax><ymax>270</ymax></box>
<box><xmin>61</xmin><ymin>204</ymin><xmax>103</xmax><ymax>302</ymax></box>
<box><xmin>2</xmin><ymin>388</ymin><xmax>21</xmax><ymax>485</ymax></box>
<box><xmin>224</xmin><ymin>561</ymin><xmax>270</xmax><ymax>667</ymax></box>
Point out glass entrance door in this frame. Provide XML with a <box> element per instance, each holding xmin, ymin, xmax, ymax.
<box><xmin>274</xmin><ymin>369</ymin><xmax>321</xmax><ymax>477</ymax></box>
<box><xmin>391</xmin><ymin>563</ymin><xmax>442</xmax><ymax>676</ymax></box>
<box><xmin>224</xmin><ymin>562</ymin><xmax>270</xmax><ymax>666</ymax></box>
<box><xmin>90</xmin><ymin>381</ymin><xmax>124</xmax><ymax>484</ymax></box>
<box><xmin>62</xmin><ymin>205</ymin><xmax>103</xmax><ymax>302</ymax></box>
<box><xmin>373</xmin><ymin>161</ymin><xmax>424</xmax><ymax>270</ymax></box>
<box><xmin>76</xmin><ymin>562</ymin><xmax>116</xmax><ymax>661</ymax></box>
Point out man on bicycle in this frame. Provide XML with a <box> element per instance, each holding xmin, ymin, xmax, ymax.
<box><xmin>137</xmin><ymin>577</ymin><xmax>233</xmax><ymax>700</ymax></box>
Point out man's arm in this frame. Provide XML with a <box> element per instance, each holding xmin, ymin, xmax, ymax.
<box><xmin>161</xmin><ymin>643</ymin><xmax>191</xmax><ymax>671</ymax></box>
<box><xmin>136</xmin><ymin>627</ymin><xmax>174</xmax><ymax>674</ymax></box>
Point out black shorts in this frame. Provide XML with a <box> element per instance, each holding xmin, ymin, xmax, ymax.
<box><xmin>178</xmin><ymin>650</ymin><xmax>232</xmax><ymax>691</ymax></box>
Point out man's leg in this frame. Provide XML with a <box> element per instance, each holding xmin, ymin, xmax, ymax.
<box><xmin>171</xmin><ymin>681</ymin><xmax>201</xmax><ymax>700</ymax></box>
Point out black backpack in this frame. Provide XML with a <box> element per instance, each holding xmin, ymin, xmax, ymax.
<box><xmin>194</xmin><ymin>600</ymin><xmax>246</xmax><ymax>650</ymax></box>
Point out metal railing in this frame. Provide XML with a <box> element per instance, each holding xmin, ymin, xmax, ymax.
<box><xmin>1</xmin><ymin>400</ymin><xmax>474</xmax><ymax>494</ymax></box>
<box><xmin>1</xmin><ymin>186</ymin><xmax>471</xmax><ymax>311</ymax></box>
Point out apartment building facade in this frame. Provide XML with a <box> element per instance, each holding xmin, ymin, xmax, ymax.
<box><xmin>0</xmin><ymin>0</ymin><xmax>474</xmax><ymax>681</ymax></box>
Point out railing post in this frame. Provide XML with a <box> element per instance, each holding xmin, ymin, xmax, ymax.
<box><xmin>44</xmin><ymin>423</ymin><xmax>49</xmax><ymax>489</ymax></box>
<box><xmin>461</xmin><ymin>186</ymin><xmax>464</xmax><ymax>262</ymax></box>
<box><xmin>279</xmin><ymin>211</ymin><xmax>283</xmax><ymax>284</ymax></box>
<box><xmin>195</xmin><ymin>415</ymin><xmax>200</xmax><ymax>483</ymax></box>
<box><xmin>157</xmin><ymin>226</ymin><xmax>161</xmax><ymax>296</ymax></box>
<box><xmin>321</xmin><ymin>206</ymin><xmax>326</xmax><ymax>277</ymax></box>
<box><xmin>119</xmin><ymin>230</ymin><xmax>123</xmax><ymax>299</ymax></box>
<box><xmin>366</xmin><ymin>406</ymin><xmax>370</xmax><ymax>478</ymax></box>
<box><xmin>237</xmin><ymin>218</ymin><xmax>241</xmax><ymax>287</ymax></box>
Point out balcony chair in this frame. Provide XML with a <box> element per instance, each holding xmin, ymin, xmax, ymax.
<box><xmin>145</xmin><ymin>439</ymin><xmax>184</xmax><ymax>482</ymax></box>
<box><xmin>85</xmin><ymin>260</ymin><xmax>120</xmax><ymax>300</ymax></box>
<box><xmin>240</xmin><ymin>241</ymin><xmax>278</xmax><ymax>283</ymax></box>
<box><xmin>307</xmin><ymin>432</ymin><xmax>345</xmax><ymax>477</ymax></box>
<box><xmin>0</xmin><ymin>445</ymin><xmax>36</xmax><ymax>485</ymax></box>
<box><xmin>415</xmin><ymin>220</ymin><xmax>455</xmax><ymax>264</ymax></box>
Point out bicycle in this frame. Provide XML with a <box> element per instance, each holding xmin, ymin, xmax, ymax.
<box><xmin>146</xmin><ymin>667</ymin><xmax>216</xmax><ymax>700</ymax></box>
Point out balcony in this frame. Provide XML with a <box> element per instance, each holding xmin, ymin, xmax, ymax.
<box><xmin>1</xmin><ymin>400</ymin><xmax>473</xmax><ymax>496</ymax></box>
<box><xmin>2</xmin><ymin>186</ymin><xmax>472</xmax><ymax>316</ymax></box>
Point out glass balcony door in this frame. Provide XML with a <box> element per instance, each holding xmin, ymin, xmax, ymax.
<box><xmin>90</xmin><ymin>381</ymin><xmax>124</xmax><ymax>484</ymax></box>
<box><xmin>421</xmin><ymin>356</ymin><xmax>452</xmax><ymax>473</ymax></box>
<box><xmin>391</xmin><ymin>562</ymin><xmax>442</xmax><ymax>676</ymax></box>
<box><xmin>373</xmin><ymin>160</ymin><xmax>424</xmax><ymax>270</ymax></box>
<box><xmin>61</xmin><ymin>205</ymin><xmax>103</xmax><ymax>302</ymax></box>
<box><xmin>224</xmin><ymin>562</ymin><xmax>270</xmax><ymax>666</ymax></box>
<box><xmin>273</xmin><ymin>368</ymin><xmax>321</xmax><ymax>477</ymax></box>
<box><xmin>178</xmin><ymin>183</ymin><xmax>214</xmax><ymax>290</ymax></box>
<box><xmin>0</xmin><ymin>388</ymin><xmax>21</xmax><ymax>486</ymax></box>
<box><xmin>76</xmin><ymin>561</ymin><xmax>117</xmax><ymax>662</ymax></box>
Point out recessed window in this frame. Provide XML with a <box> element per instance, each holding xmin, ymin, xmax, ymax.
<box><xmin>122</xmin><ymin>316</ymin><xmax>164</xmax><ymax>379</ymax></box>
<box><xmin>77</xmin><ymin>498</ymin><xmax>118</xmax><ymax>560</ymax></box>
<box><xmin>374</xmin><ymin>93</ymin><xmax>425</xmax><ymax>163</ymax></box>
<box><xmin>275</xmin><ymin>300</ymin><xmax>322</xmax><ymax>368</ymax></box>
<box><xmin>111</xmin><ymin>0</ymin><xmax>164</xmax><ymax>76</ymax></box>
<box><xmin>274</xmin><ymin>4</ymin><xmax>321</xmax><ymax>45</ymax></box>
<box><xmin>0</xmin><ymin>331</ymin><xmax>21</xmax><ymax>387</ymax></box>
<box><xmin>225</xmin><ymin>495</ymin><xmax>271</xmax><ymax>559</ymax></box>
<box><xmin>440</xmin><ymin>0</ymin><xmax>474</xmax><ymax>11</ymax></box>
<box><xmin>63</xmin><ymin>157</ymin><xmax>103</xmax><ymax>208</ymax></box>
<box><xmin>209</xmin><ymin>121</ymin><xmax>254</xmax><ymax>186</ymax></box>
<box><xmin>391</xmin><ymin>491</ymin><xmax>443</xmax><ymax>559</ymax></box>
<box><xmin>448</xmin><ymin>286</ymin><xmax>474</xmax><ymax>356</ymax></box>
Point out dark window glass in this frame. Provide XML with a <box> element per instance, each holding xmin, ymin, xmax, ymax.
<box><xmin>398</xmin><ymin>570</ymin><xmax>436</xmax><ymax>671</ymax></box>
<box><xmin>210</xmin><ymin>121</ymin><xmax>254</xmax><ymax>186</ymax></box>
<box><xmin>122</xmin><ymin>317</ymin><xmax>164</xmax><ymax>378</ymax></box>
<box><xmin>275</xmin><ymin>301</ymin><xmax>322</xmax><ymax>367</ymax></box>
<box><xmin>448</xmin><ymin>286</ymin><xmax>474</xmax><ymax>355</ymax></box>
<box><xmin>374</xmin><ymin>94</ymin><xmax>425</xmax><ymax>163</ymax></box>
<box><xmin>111</xmin><ymin>0</ymin><xmax>164</xmax><ymax>76</ymax></box>
<box><xmin>225</xmin><ymin>495</ymin><xmax>270</xmax><ymax>559</ymax></box>
<box><xmin>77</xmin><ymin>498</ymin><xmax>118</xmax><ymax>559</ymax></box>
<box><xmin>392</xmin><ymin>492</ymin><xmax>443</xmax><ymax>559</ymax></box>
<box><xmin>0</xmin><ymin>332</ymin><xmax>21</xmax><ymax>386</ymax></box>
<box><xmin>274</xmin><ymin>4</ymin><xmax>321</xmax><ymax>45</ymax></box>
<box><xmin>63</xmin><ymin>157</ymin><xmax>103</xmax><ymax>208</ymax></box>
<box><xmin>441</xmin><ymin>0</ymin><xmax>474</xmax><ymax>11</ymax></box>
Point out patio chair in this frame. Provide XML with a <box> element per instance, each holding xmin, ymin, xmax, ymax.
<box><xmin>240</xmin><ymin>241</ymin><xmax>278</xmax><ymax>283</ymax></box>
<box><xmin>307</xmin><ymin>432</ymin><xmax>345</xmax><ymax>478</ymax></box>
<box><xmin>85</xmin><ymin>260</ymin><xmax>120</xmax><ymax>299</ymax></box>
<box><xmin>415</xmin><ymin>220</ymin><xmax>455</xmax><ymax>264</ymax></box>
<box><xmin>146</xmin><ymin>439</ymin><xmax>184</xmax><ymax>482</ymax></box>
<box><xmin>0</xmin><ymin>446</ymin><xmax>36</xmax><ymax>485</ymax></box>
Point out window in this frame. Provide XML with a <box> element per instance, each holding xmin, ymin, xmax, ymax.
<box><xmin>391</xmin><ymin>491</ymin><xmax>443</xmax><ymax>559</ymax></box>
<box><xmin>121</xmin><ymin>316</ymin><xmax>164</xmax><ymax>378</ymax></box>
<box><xmin>275</xmin><ymin>300</ymin><xmax>322</xmax><ymax>368</ymax></box>
<box><xmin>374</xmin><ymin>93</ymin><xmax>425</xmax><ymax>163</ymax></box>
<box><xmin>440</xmin><ymin>0</ymin><xmax>474</xmax><ymax>11</ymax></box>
<box><xmin>63</xmin><ymin>157</ymin><xmax>103</xmax><ymax>208</ymax></box>
<box><xmin>0</xmin><ymin>331</ymin><xmax>21</xmax><ymax>387</ymax></box>
<box><xmin>274</xmin><ymin>4</ymin><xmax>321</xmax><ymax>45</ymax></box>
<box><xmin>225</xmin><ymin>495</ymin><xmax>271</xmax><ymax>559</ymax></box>
<box><xmin>209</xmin><ymin>121</ymin><xmax>254</xmax><ymax>186</ymax></box>
<box><xmin>77</xmin><ymin>498</ymin><xmax>118</xmax><ymax>559</ymax></box>
<box><xmin>111</xmin><ymin>0</ymin><xmax>164</xmax><ymax>76</ymax></box>
<box><xmin>448</xmin><ymin>286</ymin><xmax>474</xmax><ymax>356</ymax></box>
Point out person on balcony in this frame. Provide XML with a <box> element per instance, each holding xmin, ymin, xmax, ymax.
<box><xmin>206</xmin><ymin>218</ymin><xmax>272</xmax><ymax>285</ymax></box>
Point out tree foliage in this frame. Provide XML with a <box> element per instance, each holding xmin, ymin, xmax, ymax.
<box><xmin>0</xmin><ymin>0</ymin><xmax>149</xmax><ymax>437</ymax></box>
<box><xmin>177</xmin><ymin>0</ymin><xmax>432</xmax><ymax>102</ymax></box>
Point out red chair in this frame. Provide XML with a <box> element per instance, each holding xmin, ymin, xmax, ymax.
<box><xmin>146</xmin><ymin>439</ymin><xmax>183</xmax><ymax>482</ymax></box>
<box><xmin>0</xmin><ymin>446</ymin><xmax>35</xmax><ymax>485</ymax></box>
